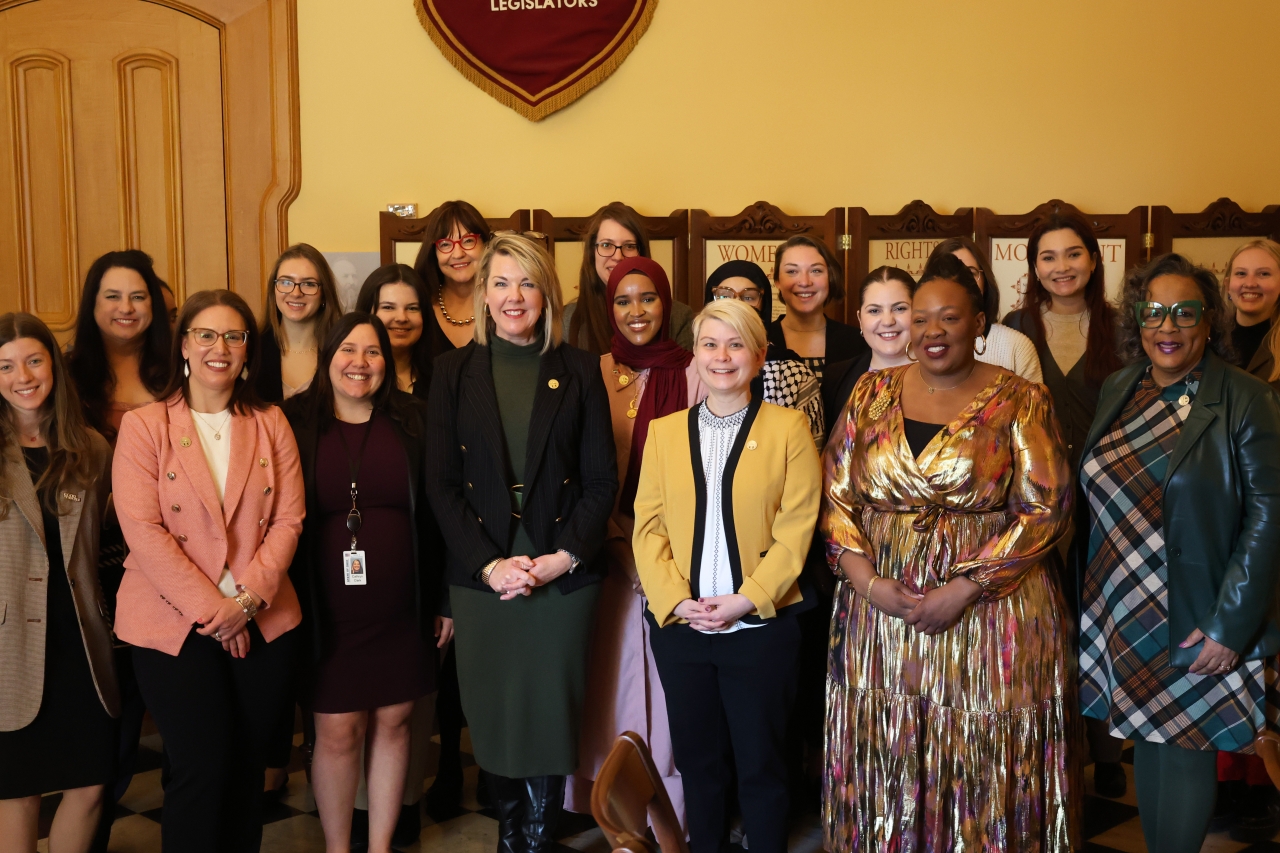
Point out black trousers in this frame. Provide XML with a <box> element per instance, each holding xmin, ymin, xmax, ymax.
<box><xmin>648</xmin><ymin>615</ymin><xmax>800</xmax><ymax>853</ymax></box>
<box><xmin>133</xmin><ymin>623</ymin><xmax>299</xmax><ymax>853</ymax></box>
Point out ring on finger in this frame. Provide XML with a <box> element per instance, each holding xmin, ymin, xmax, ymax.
<box><xmin>214</xmin><ymin>631</ymin><xmax>222</xmax><ymax>641</ymax></box>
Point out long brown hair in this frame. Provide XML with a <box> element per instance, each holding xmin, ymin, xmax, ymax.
<box><xmin>162</xmin><ymin>290</ymin><xmax>266</xmax><ymax>414</ymax></box>
<box><xmin>568</xmin><ymin>202</ymin><xmax>652</xmax><ymax>354</ymax></box>
<box><xmin>259</xmin><ymin>244</ymin><xmax>344</xmax><ymax>351</ymax></box>
<box><xmin>0</xmin><ymin>313</ymin><xmax>99</xmax><ymax>518</ymax></box>
<box><xmin>1022</xmin><ymin>212</ymin><xmax>1123</xmax><ymax>385</ymax></box>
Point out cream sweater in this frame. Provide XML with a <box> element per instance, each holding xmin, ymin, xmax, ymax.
<box><xmin>975</xmin><ymin>322</ymin><xmax>1042</xmax><ymax>383</ymax></box>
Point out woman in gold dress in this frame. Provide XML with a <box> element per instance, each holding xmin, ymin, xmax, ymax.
<box><xmin>821</xmin><ymin>253</ymin><xmax>1078</xmax><ymax>851</ymax></box>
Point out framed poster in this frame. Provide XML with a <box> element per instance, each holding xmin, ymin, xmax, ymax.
<box><xmin>1151</xmin><ymin>198</ymin><xmax>1280</xmax><ymax>282</ymax></box>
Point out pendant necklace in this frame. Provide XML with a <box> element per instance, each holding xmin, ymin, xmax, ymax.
<box><xmin>918</xmin><ymin>363</ymin><xmax>976</xmax><ymax>394</ymax></box>
<box><xmin>193</xmin><ymin>410</ymin><xmax>232</xmax><ymax>441</ymax></box>
<box><xmin>613</xmin><ymin>365</ymin><xmax>641</xmax><ymax>417</ymax></box>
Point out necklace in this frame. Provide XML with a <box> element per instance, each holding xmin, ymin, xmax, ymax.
<box><xmin>283</xmin><ymin>346</ymin><xmax>316</xmax><ymax>355</ymax></box>
<box><xmin>437</xmin><ymin>290</ymin><xmax>475</xmax><ymax>326</ymax></box>
<box><xmin>612</xmin><ymin>365</ymin><xmax>641</xmax><ymax>417</ymax></box>
<box><xmin>918</xmin><ymin>363</ymin><xmax>976</xmax><ymax>394</ymax></box>
<box><xmin>192</xmin><ymin>410</ymin><xmax>232</xmax><ymax>440</ymax></box>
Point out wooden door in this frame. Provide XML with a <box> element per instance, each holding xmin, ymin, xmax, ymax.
<box><xmin>0</xmin><ymin>0</ymin><xmax>228</xmax><ymax>333</ymax></box>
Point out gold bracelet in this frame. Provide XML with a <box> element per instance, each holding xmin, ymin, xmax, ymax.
<box><xmin>480</xmin><ymin>559</ymin><xmax>501</xmax><ymax>587</ymax></box>
<box><xmin>865</xmin><ymin>576</ymin><xmax>880</xmax><ymax>602</ymax></box>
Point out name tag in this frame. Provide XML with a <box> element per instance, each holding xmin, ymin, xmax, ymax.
<box><xmin>343</xmin><ymin>550</ymin><xmax>367</xmax><ymax>586</ymax></box>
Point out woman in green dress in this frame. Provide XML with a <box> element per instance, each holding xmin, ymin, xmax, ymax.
<box><xmin>425</xmin><ymin>233</ymin><xmax>617</xmax><ymax>853</ymax></box>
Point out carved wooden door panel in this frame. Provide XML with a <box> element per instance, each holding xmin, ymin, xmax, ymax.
<box><xmin>0</xmin><ymin>0</ymin><xmax>228</xmax><ymax>333</ymax></box>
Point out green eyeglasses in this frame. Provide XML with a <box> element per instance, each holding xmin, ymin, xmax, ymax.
<box><xmin>1134</xmin><ymin>300</ymin><xmax>1204</xmax><ymax>329</ymax></box>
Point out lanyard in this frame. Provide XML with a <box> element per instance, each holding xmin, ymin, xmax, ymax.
<box><xmin>335</xmin><ymin>417</ymin><xmax>375</xmax><ymax>549</ymax></box>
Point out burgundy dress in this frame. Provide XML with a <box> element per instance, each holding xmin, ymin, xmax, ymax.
<box><xmin>309</xmin><ymin>415</ymin><xmax>433</xmax><ymax>713</ymax></box>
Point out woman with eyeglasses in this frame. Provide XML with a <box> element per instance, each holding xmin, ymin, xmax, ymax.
<box><xmin>282</xmin><ymin>313</ymin><xmax>448</xmax><ymax>853</ymax></box>
<box><xmin>999</xmin><ymin>214</ymin><xmax>1128</xmax><ymax>797</ymax></box>
<box><xmin>112</xmin><ymin>290</ymin><xmax>306</xmax><ymax>852</ymax></box>
<box><xmin>566</xmin><ymin>257</ymin><xmax>704</xmax><ymax>822</ymax></box>
<box><xmin>1078</xmin><ymin>254</ymin><xmax>1280</xmax><ymax>853</ymax></box>
<box><xmin>706</xmin><ymin>260</ymin><xmax>824</xmax><ymax>446</ymax></box>
<box><xmin>0</xmin><ymin>313</ymin><xmax>119</xmax><ymax>853</ymax></box>
<box><xmin>767</xmin><ymin>236</ymin><xmax>867</xmax><ymax>384</ymax></box>
<box><xmin>413</xmin><ymin>201</ymin><xmax>495</xmax><ymax>355</ymax></box>
<box><xmin>563</xmin><ymin>202</ymin><xmax>694</xmax><ymax>355</ymax></box>
<box><xmin>924</xmin><ymin>237</ymin><xmax>1041</xmax><ymax>382</ymax></box>
<box><xmin>255</xmin><ymin>244</ymin><xmax>345</xmax><ymax>404</ymax></box>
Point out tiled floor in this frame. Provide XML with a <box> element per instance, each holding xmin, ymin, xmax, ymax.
<box><xmin>33</xmin><ymin>731</ymin><xmax>1280</xmax><ymax>852</ymax></box>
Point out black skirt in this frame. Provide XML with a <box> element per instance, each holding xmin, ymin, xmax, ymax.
<box><xmin>0</xmin><ymin>448</ymin><xmax>116</xmax><ymax>798</ymax></box>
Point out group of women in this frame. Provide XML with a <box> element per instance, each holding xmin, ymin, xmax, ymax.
<box><xmin>2</xmin><ymin>198</ymin><xmax>1280</xmax><ymax>853</ymax></box>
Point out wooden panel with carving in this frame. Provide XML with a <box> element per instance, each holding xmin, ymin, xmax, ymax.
<box><xmin>690</xmin><ymin>201</ymin><xmax>845</xmax><ymax>322</ymax></box>
<box><xmin>378</xmin><ymin>208</ymin><xmax>531</xmax><ymax>268</ymax></box>
<box><xmin>531</xmin><ymin>207</ymin><xmax>689</xmax><ymax>303</ymax></box>
<box><xmin>1150</xmin><ymin>198</ymin><xmax>1280</xmax><ymax>281</ymax></box>
<box><xmin>3</xmin><ymin>50</ymin><xmax>79</xmax><ymax>327</ymax></box>
<box><xmin>847</xmin><ymin>200</ymin><xmax>974</xmax><ymax>283</ymax></box>
<box><xmin>974</xmin><ymin>200</ymin><xmax>1147</xmax><ymax>315</ymax></box>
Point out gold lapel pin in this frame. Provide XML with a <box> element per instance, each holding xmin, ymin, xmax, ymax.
<box><xmin>548</xmin><ymin>379</ymin><xmax>560</xmax><ymax>389</ymax></box>
<box><xmin>180</xmin><ymin>437</ymin><xmax>192</xmax><ymax>447</ymax></box>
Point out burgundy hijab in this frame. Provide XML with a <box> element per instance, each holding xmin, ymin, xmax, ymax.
<box><xmin>608</xmin><ymin>257</ymin><xmax>691</xmax><ymax>515</ymax></box>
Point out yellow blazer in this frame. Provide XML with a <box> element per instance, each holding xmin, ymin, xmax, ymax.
<box><xmin>633</xmin><ymin>399</ymin><xmax>821</xmax><ymax>627</ymax></box>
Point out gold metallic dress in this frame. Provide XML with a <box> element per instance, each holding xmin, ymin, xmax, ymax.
<box><xmin>821</xmin><ymin>366</ymin><xmax>1077</xmax><ymax>852</ymax></box>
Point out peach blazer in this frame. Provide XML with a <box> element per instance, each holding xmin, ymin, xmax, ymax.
<box><xmin>112</xmin><ymin>395</ymin><xmax>305</xmax><ymax>655</ymax></box>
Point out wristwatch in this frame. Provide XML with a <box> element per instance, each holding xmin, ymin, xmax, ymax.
<box><xmin>480</xmin><ymin>558</ymin><xmax>501</xmax><ymax>587</ymax></box>
<box><xmin>558</xmin><ymin>549</ymin><xmax>582</xmax><ymax>574</ymax></box>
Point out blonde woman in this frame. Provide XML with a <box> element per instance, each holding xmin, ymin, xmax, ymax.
<box><xmin>424</xmin><ymin>234</ymin><xmax>617</xmax><ymax>853</ymax></box>
<box><xmin>1225</xmin><ymin>238</ymin><xmax>1280</xmax><ymax>389</ymax></box>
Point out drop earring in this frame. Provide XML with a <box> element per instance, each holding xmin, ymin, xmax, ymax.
<box><xmin>241</xmin><ymin>366</ymin><xmax>249</xmax><ymax>380</ymax></box>
<box><xmin>183</xmin><ymin>360</ymin><xmax>190</xmax><ymax>378</ymax></box>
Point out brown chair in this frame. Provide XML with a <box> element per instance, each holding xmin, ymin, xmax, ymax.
<box><xmin>1254</xmin><ymin>731</ymin><xmax>1280</xmax><ymax>789</ymax></box>
<box><xmin>591</xmin><ymin>732</ymin><xmax>689</xmax><ymax>853</ymax></box>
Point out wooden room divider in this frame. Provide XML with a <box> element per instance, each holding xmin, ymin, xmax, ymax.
<box><xmin>378</xmin><ymin>207</ymin><xmax>530</xmax><ymax>268</ymax></box>
<box><xmin>1150</xmin><ymin>197</ymin><xmax>1280</xmax><ymax>281</ymax></box>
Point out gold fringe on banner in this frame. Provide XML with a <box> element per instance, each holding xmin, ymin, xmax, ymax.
<box><xmin>414</xmin><ymin>0</ymin><xmax>657</xmax><ymax>122</ymax></box>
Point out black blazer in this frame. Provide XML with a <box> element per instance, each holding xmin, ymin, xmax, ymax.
<box><xmin>820</xmin><ymin>350</ymin><xmax>873</xmax><ymax>441</ymax></box>
<box><xmin>254</xmin><ymin>326</ymin><xmax>286</xmax><ymax>404</ymax></box>
<box><xmin>425</xmin><ymin>341</ymin><xmax>618</xmax><ymax>594</ymax></box>
<box><xmin>281</xmin><ymin>391</ymin><xmax>446</xmax><ymax>663</ymax></box>
<box><xmin>767</xmin><ymin>316</ymin><xmax>868</xmax><ymax>366</ymax></box>
<box><xmin>1077</xmin><ymin>353</ymin><xmax>1280</xmax><ymax>667</ymax></box>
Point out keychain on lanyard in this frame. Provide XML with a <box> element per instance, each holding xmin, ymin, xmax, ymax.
<box><xmin>338</xmin><ymin>418</ymin><xmax>375</xmax><ymax>586</ymax></box>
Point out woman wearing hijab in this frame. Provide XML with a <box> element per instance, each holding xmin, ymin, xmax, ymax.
<box><xmin>706</xmin><ymin>260</ymin><xmax>823</xmax><ymax>446</ymax></box>
<box><xmin>566</xmin><ymin>257</ymin><xmax>706</xmax><ymax>820</ymax></box>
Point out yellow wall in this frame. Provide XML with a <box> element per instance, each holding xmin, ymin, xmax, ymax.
<box><xmin>290</xmin><ymin>0</ymin><xmax>1280</xmax><ymax>253</ymax></box>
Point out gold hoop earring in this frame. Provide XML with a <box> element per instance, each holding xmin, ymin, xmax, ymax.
<box><xmin>905</xmin><ymin>341</ymin><xmax>918</xmax><ymax>362</ymax></box>
<box><xmin>974</xmin><ymin>335</ymin><xmax>987</xmax><ymax>356</ymax></box>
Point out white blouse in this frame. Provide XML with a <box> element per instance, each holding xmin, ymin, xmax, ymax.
<box><xmin>190</xmin><ymin>409</ymin><xmax>237</xmax><ymax>598</ymax></box>
<box><xmin>696</xmin><ymin>401</ymin><xmax>761</xmax><ymax>634</ymax></box>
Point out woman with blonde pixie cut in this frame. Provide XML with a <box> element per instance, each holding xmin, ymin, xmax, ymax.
<box><xmin>425</xmin><ymin>233</ymin><xmax>617</xmax><ymax>853</ymax></box>
<box><xmin>634</xmin><ymin>298</ymin><xmax>821</xmax><ymax>853</ymax></box>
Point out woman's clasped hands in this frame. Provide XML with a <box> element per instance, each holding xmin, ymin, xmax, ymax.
<box><xmin>488</xmin><ymin>551</ymin><xmax>577</xmax><ymax>600</ymax></box>
<box><xmin>838</xmin><ymin>549</ymin><xmax>980</xmax><ymax>635</ymax></box>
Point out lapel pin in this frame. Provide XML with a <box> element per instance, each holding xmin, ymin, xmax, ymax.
<box><xmin>180</xmin><ymin>437</ymin><xmax>192</xmax><ymax>447</ymax></box>
<box><xmin>1178</xmin><ymin>394</ymin><xmax>1191</xmax><ymax>407</ymax></box>
<box><xmin>548</xmin><ymin>379</ymin><xmax>560</xmax><ymax>389</ymax></box>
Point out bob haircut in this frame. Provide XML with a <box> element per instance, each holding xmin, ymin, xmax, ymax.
<box><xmin>473</xmin><ymin>233</ymin><xmax>564</xmax><ymax>354</ymax></box>
<box><xmin>568</xmin><ymin>202</ymin><xmax>653</xmax><ymax>354</ymax></box>
<box><xmin>412</xmin><ymin>200</ymin><xmax>493</xmax><ymax>300</ymax></box>
<box><xmin>260</xmin><ymin>243</ymin><xmax>344</xmax><ymax>351</ymax></box>
<box><xmin>0</xmin><ymin>312</ymin><xmax>97</xmax><ymax>517</ymax></box>
<box><xmin>1117</xmin><ymin>253</ymin><xmax>1234</xmax><ymax>365</ymax></box>
<box><xmin>858</xmin><ymin>265</ymin><xmax>916</xmax><ymax>305</ymax></box>
<box><xmin>692</xmin><ymin>298</ymin><xmax>767</xmax><ymax>361</ymax></box>
<box><xmin>160</xmin><ymin>289</ymin><xmax>266</xmax><ymax>414</ymax></box>
<box><xmin>772</xmin><ymin>235</ymin><xmax>846</xmax><ymax>304</ymax></box>
<box><xmin>927</xmin><ymin>236</ymin><xmax>999</xmax><ymax>323</ymax></box>
<box><xmin>67</xmin><ymin>249</ymin><xmax>173</xmax><ymax>438</ymax></box>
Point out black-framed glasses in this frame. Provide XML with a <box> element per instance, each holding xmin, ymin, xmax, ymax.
<box><xmin>273</xmin><ymin>277</ymin><xmax>320</xmax><ymax>295</ymax></box>
<box><xmin>596</xmin><ymin>240</ymin><xmax>640</xmax><ymax>259</ymax></box>
<box><xmin>1134</xmin><ymin>300</ymin><xmax>1204</xmax><ymax>328</ymax></box>
<box><xmin>186</xmin><ymin>328</ymin><xmax>250</xmax><ymax>347</ymax></box>
<box><xmin>711</xmin><ymin>286</ymin><xmax>764</xmax><ymax>307</ymax></box>
<box><xmin>434</xmin><ymin>233</ymin><xmax>482</xmax><ymax>253</ymax></box>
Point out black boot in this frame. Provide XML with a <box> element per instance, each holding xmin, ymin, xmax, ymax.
<box><xmin>521</xmin><ymin>775</ymin><xmax>565</xmax><ymax>853</ymax></box>
<box><xmin>1230</xmin><ymin>784</ymin><xmax>1280</xmax><ymax>843</ymax></box>
<box><xmin>487</xmin><ymin>771</ymin><xmax>526</xmax><ymax>853</ymax></box>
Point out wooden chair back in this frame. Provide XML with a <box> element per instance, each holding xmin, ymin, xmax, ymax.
<box><xmin>378</xmin><ymin>207</ymin><xmax>530</xmax><ymax>266</ymax></box>
<box><xmin>591</xmin><ymin>732</ymin><xmax>689</xmax><ymax>853</ymax></box>
<box><xmin>1150</xmin><ymin>197</ymin><xmax>1280</xmax><ymax>283</ymax></box>
<box><xmin>846</xmin><ymin>200</ymin><xmax>974</xmax><ymax>284</ymax></box>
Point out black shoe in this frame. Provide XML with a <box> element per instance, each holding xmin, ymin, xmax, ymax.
<box><xmin>521</xmin><ymin>775</ymin><xmax>565</xmax><ymax>853</ymax></box>
<box><xmin>425</xmin><ymin>762</ymin><xmax>465</xmax><ymax>822</ymax></box>
<box><xmin>1210</xmin><ymin>779</ymin><xmax>1245</xmax><ymax>834</ymax></box>
<box><xmin>392</xmin><ymin>802</ymin><xmax>422</xmax><ymax>848</ymax></box>
<box><xmin>1092</xmin><ymin>761</ymin><xmax>1127</xmax><ymax>799</ymax></box>
<box><xmin>350</xmin><ymin>807</ymin><xmax>370</xmax><ymax>852</ymax></box>
<box><xmin>476</xmin><ymin>769</ymin><xmax>494</xmax><ymax>810</ymax></box>
<box><xmin>487</xmin><ymin>771</ymin><xmax>526</xmax><ymax>853</ymax></box>
<box><xmin>1230</xmin><ymin>785</ymin><xmax>1280</xmax><ymax>843</ymax></box>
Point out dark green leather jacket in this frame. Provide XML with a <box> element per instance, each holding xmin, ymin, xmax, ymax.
<box><xmin>1079</xmin><ymin>352</ymin><xmax>1280</xmax><ymax>668</ymax></box>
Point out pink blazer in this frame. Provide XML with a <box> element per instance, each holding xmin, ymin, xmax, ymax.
<box><xmin>112</xmin><ymin>395</ymin><xmax>305</xmax><ymax>655</ymax></box>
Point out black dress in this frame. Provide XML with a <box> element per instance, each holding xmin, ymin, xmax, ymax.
<box><xmin>309</xmin><ymin>416</ymin><xmax>433</xmax><ymax>713</ymax></box>
<box><xmin>0</xmin><ymin>447</ymin><xmax>115</xmax><ymax>798</ymax></box>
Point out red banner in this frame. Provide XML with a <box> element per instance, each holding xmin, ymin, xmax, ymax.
<box><xmin>415</xmin><ymin>0</ymin><xmax>657</xmax><ymax>121</ymax></box>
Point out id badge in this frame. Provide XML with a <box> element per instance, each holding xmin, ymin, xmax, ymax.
<box><xmin>344</xmin><ymin>550</ymin><xmax>367</xmax><ymax>586</ymax></box>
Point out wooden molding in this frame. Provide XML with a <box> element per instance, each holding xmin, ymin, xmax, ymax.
<box><xmin>1151</xmin><ymin>197</ymin><xmax>1280</xmax><ymax>256</ymax></box>
<box><xmin>846</xmin><ymin>200</ymin><xmax>974</xmax><ymax>284</ymax></box>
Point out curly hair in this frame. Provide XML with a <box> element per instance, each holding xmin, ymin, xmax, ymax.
<box><xmin>1116</xmin><ymin>253</ymin><xmax>1235</xmax><ymax>365</ymax></box>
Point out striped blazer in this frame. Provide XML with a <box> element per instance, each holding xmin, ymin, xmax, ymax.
<box><xmin>112</xmin><ymin>395</ymin><xmax>305</xmax><ymax>655</ymax></box>
<box><xmin>0</xmin><ymin>432</ymin><xmax>119</xmax><ymax>731</ymax></box>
